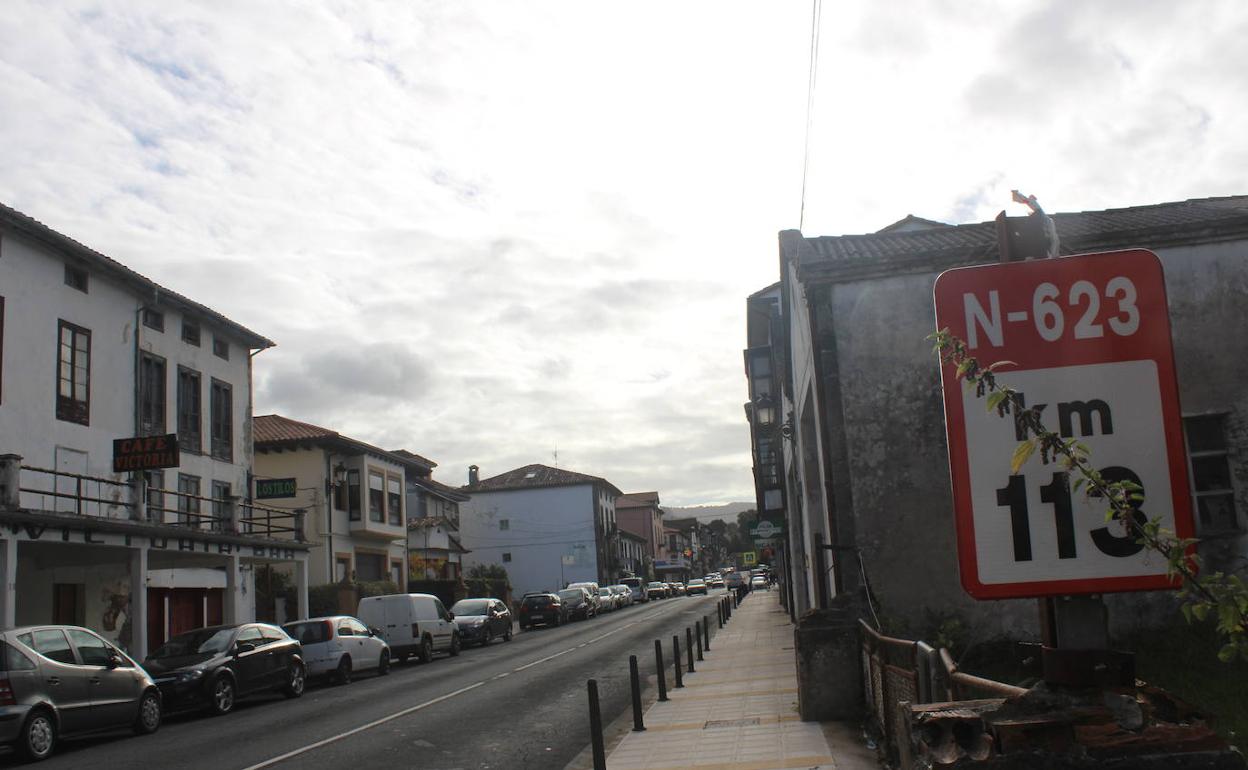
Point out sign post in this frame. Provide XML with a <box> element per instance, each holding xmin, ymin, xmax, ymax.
<box><xmin>934</xmin><ymin>249</ymin><xmax>1194</xmax><ymax>603</ymax></box>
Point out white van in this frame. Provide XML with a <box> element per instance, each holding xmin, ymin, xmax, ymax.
<box><xmin>620</xmin><ymin>577</ymin><xmax>648</xmax><ymax>603</ymax></box>
<box><xmin>357</xmin><ymin>593</ymin><xmax>460</xmax><ymax>663</ymax></box>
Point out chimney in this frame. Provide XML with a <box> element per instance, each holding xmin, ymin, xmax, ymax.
<box><xmin>468</xmin><ymin>465</ymin><xmax>479</xmax><ymax>486</ymax></box>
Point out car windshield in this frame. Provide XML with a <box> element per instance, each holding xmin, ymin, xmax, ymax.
<box><xmin>150</xmin><ymin>628</ymin><xmax>234</xmax><ymax>659</ymax></box>
<box><xmin>598</xmin><ymin>589</ymin><xmax>612</xmax><ymax>597</ymax></box>
<box><xmin>451</xmin><ymin>600</ymin><xmax>490</xmax><ymax>616</ymax></box>
<box><xmin>648</xmin><ymin>582</ymin><xmax>664</xmax><ymax>589</ymax></box>
<box><xmin>558</xmin><ymin>589</ymin><xmax>583</xmax><ymax>601</ymax></box>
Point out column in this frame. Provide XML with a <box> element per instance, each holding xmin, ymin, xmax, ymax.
<box><xmin>223</xmin><ymin>553</ymin><xmax>243</xmax><ymax>624</ymax></box>
<box><xmin>0</xmin><ymin>538</ymin><xmax>16</xmax><ymax>629</ymax></box>
<box><xmin>129</xmin><ymin>547</ymin><xmax>148</xmax><ymax>660</ymax></box>
<box><xmin>295</xmin><ymin>557</ymin><xmax>309</xmax><ymax>621</ymax></box>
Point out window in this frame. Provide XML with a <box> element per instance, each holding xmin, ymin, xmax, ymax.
<box><xmin>1185</xmin><ymin>415</ymin><xmax>1239</xmax><ymax>532</ymax></box>
<box><xmin>145</xmin><ymin>470</ymin><xmax>165</xmax><ymax>516</ymax></box>
<box><xmin>210</xmin><ymin>379</ymin><xmax>232</xmax><ymax>461</ymax></box>
<box><xmin>141</xmin><ymin>308</ymin><xmax>164</xmax><ymax>332</ymax></box>
<box><xmin>355</xmin><ymin>552</ymin><xmax>384</xmax><ymax>582</ymax></box>
<box><xmin>335</xmin><ymin>555</ymin><xmax>351</xmax><ymax>582</ymax></box>
<box><xmin>3</xmin><ymin>642</ymin><xmax>36</xmax><ymax>672</ymax></box>
<box><xmin>387</xmin><ymin>476</ymin><xmax>402</xmax><ymax>525</ymax></box>
<box><xmin>66</xmin><ymin>629</ymin><xmax>113</xmax><ymax>666</ymax></box>
<box><xmin>138</xmin><ymin>352</ymin><xmax>166</xmax><ymax>436</ymax></box>
<box><xmin>56</xmin><ymin>320</ymin><xmax>91</xmax><ymax>425</ymax></box>
<box><xmin>499</xmin><ymin>519</ymin><xmax>510</xmax><ymax>530</ymax></box>
<box><xmin>64</xmin><ymin>264</ymin><xmax>88</xmax><ymax>293</ymax></box>
<box><xmin>390</xmin><ymin>561</ymin><xmax>402</xmax><ymax>586</ymax></box>
<box><xmin>236</xmin><ymin>626</ymin><xmax>264</xmax><ymax>645</ymax></box>
<box><xmin>368</xmin><ymin>471</ymin><xmax>385</xmax><ymax>522</ymax></box>
<box><xmin>211</xmin><ymin>481</ymin><xmax>231</xmax><ymax>532</ymax></box>
<box><xmin>30</xmin><ymin>629</ymin><xmax>76</xmax><ymax>664</ymax></box>
<box><xmin>337</xmin><ymin>621</ymin><xmax>355</xmax><ymax>637</ymax></box>
<box><xmin>178</xmin><ymin>473</ymin><xmax>201</xmax><ymax>526</ymax></box>
<box><xmin>212</xmin><ymin>336</ymin><xmax>229</xmax><ymax>360</ymax></box>
<box><xmin>177</xmin><ymin>367</ymin><xmax>202</xmax><ymax>453</ymax></box>
<box><xmin>347</xmin><ymin>470</ymin><xmax>361</xmax><ymax>521</ymax></box>
<box><xmin>502</xmin><ymin>552</ymin><xmax>512</xmax><ymax>563</ymax></box>
<box><xmin>182</xmin><ymin>321</ymin><xmax>201</xmax><ymax>346</ymax></box>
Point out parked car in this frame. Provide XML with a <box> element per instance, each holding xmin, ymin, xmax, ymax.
<box><xmin>143</xmin><ymin>623</ymin><xmax>304</xmax><ymax>717</ymax></box>
<box><xmin>670</xmin><ymin>582</ymin><xmax>686</xmax><ymax>596</ymax></box>
<box><xmin>518</xmin><ymin>593</ymin><xmax>568</xmax><ymax>630</ymax></box>
<box><xmin>357</xmin><ymin>593</ymin><xmax>460</xmax><ymax>663</ymax></box>
<box><xmin>750</xmin><ymin>575</ymin><xmax>770</xmax><ymax>590</ymax></box>
<box><xmin>620</xmin><ymin>577</ymin><xmax>648</xmax><ymax>603</ymax></box>
<box><xmin>449</xmin><ymin>598</ymin><xmax>513</xmax><ymax>646</ymax></box>
<box><xmin>646</xmin><ymin>581</ymin><xmax>667</xmax><ymax>600</ymax></box>
<box><xmin>282</xmin><ymin>616</ymin><xmax>390</xmax><ymax>684</ymax></box>
<box><xmin>610</xmin><ymin>585</ymin><xmax>633</xmax><ymax>607</ymax></box>
<box><xmin>567</xmin><ymin>582</ymin><xmax>602</xmax><ymax>614</ymax></box>
<box><xmin>0</xmin><ymin>625</ymin><xmax>162</xmax><ymax>761</ymax></box>
<box><xmin>558</xmin><ymin>587</ymin><xmax>596</xmax><ymax>620</ymax></box>
<box><xmin>686</xmin><ymin>578</ymin><xmax>708</xmax><ymax>596</ymax></box>
<box><xmin>708</xmin><ymin>575</ymin><xmax>725</xmax><ymax>589</ymax></box>
<box><xmin>596</xmin><ymin>587</ymin><xmax>617</xmax><ymax>612</ymax></box>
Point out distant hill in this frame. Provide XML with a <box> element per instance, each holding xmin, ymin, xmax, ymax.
<box><xmin>664</xmin><ymin>502</ymin><xmax>754</xmax><ymax>523</ymax></box>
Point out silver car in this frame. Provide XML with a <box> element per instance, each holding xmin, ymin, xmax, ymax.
<box><xmin>0</xmin><ymin>625</ymin><xmax>162</xmax><ymax>761</ymax></box>
<box><xmin>282</xmin><ymin>616</ymin><xmax>391</xmax><ymax>684</ymax></box>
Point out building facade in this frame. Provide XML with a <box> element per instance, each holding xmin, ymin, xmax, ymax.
<box><xmin>0</xmin><ymin>202</ymin><xmax>309</xmax><ymax>659</ymax></box>
<box><xmin>616</xmin><ymin>491</ymin><xmax>664</xmax><ymax>567</ymax></box>
<box><xmin>752</xmin><ymin>195</ymin><xmax>1248</xmax><ymax>639</ymax></box>
<box><xmin>459</xmin><ymin>464</ymin><xmax>622</xmax><ymax>597</ymax></box>
<box><xmin>253</xmin><ymin>414</ymin><xmax>433</xmax><ymax>592</ymax></box>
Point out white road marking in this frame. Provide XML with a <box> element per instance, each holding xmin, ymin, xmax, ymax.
<box><xmin>240</xmin><ymin>681</ymin><xmax>485</xmax><ymax>770</ymax></box>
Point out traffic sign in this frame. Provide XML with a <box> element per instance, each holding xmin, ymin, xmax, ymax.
<box><xmin>934</xmin><ymin>249</ymin><xmax>1194</xmax><ymax>600</ymax></box>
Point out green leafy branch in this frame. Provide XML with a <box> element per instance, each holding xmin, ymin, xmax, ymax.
<box><xmin>930</xmin><ymin>328</ymin><xmax>1248</xmax><ymax>663</ymax></box>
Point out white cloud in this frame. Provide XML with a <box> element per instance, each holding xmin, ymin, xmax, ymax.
<box><xmin>1</xmin><ymin>0</ymin><xmax>1243</xmax><ymax>504</ymax></box>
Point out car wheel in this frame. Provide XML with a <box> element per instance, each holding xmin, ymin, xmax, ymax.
<box><xmin>378</xmin><ymin>650</ymin><xmax>391</xmax><ymax>676</ymax></box>
<box><xmin>482</xmin><ymin>629</ymin><xmax>493</xmax><ymax>647</ymax></box>
<box><xmin>419</xmin><ymin>635</ymin><xmax>433</xmax><ymax>663</ymax></box>
<box><xmin>284</xmin><ymin>661</ymin><xmax>306</xmax><ymax>698</ymax></box>
<box><xmin>449</xmin><ymin>633</ymin><xmax>461</xmax><ymax>657</ymax></box>
<box><xmin>335</xmin><ymin>655</ymin><xmax>352</xmax><ymax>685</ymax></box>
<box><xmin>133</xmin><ymin>689</ymin><xmax>162</xmax><ymax>735</ymax></box>
<box><xmin>208</xmin><ymin>675</ymin><xmax>236</xmax><ymax>716</ymax></box>
<box><xmin>19</xmin><ymin>708</ymin><xmax>55</xmax><ymax>761</ymax></box>
<box><xmin>504</xmin><ymin>625</ymin><xmax>513</xmax><ymax>642</ymax></box>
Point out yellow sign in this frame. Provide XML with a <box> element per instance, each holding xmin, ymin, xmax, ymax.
<box><xmin>742</xmin><ymin>551</ymin><xmax>757</xmax><ymax>566</ymax></box>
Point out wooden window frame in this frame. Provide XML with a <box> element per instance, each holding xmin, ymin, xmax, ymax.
<box><xmin>1184</xmin><ymin>414</ymin><xmax>1240</xmax><ymax>534</ymax></box>
<box><xmin>138</xmin><ymin>351</ymin><xmax>167</xmax><ymax>436</ymax></box>
<box><xmin>212</xmin><ymin>336</ymin><xmax>229</xmax><ymax>360</ymax></box>
<box><xmin>141</xmin><ymin>308</ymin><xmax>165</xmax><ymax>332</ymax></box>
<box><xmin>386</xmin><ymin>474</ymin><xmax>402</xmax><ymax>526</ymax></box>
<box><xmin>347</xmin><ymin>469</ymin><xmax>361</xmax><ymax>521</ymax></box>
<box><xmin>64</xmin><ymin>264</ymin><xmax>88</xmax><ymax>293</ymax></box>
<box><xmin>177</xmin><ymin>367</ymin><xmax>202</xmax><ymax>453</ymax></box>
<box><xmin>368</xmin><ymin>470</ymin><xmax>385</xmax><ymax>523</ymax></box>
<box><xmin>181</xmin><ymin>321</ymin><xmax>201</xmax><ymax>347</ymax></box>
<box><xmin>56</xmin><ymin>320</ymin><xmax>91</xmax><ymax>426</ymax></box>
<box><xmin>209</xmin><ymin>379</ymin><xmax>233</xmax><ymax>462</ymax></box>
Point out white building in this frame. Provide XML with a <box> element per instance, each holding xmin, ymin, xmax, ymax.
<box><xmin>0</xmin><ymin>202</ymin><xmax>310</xmax><ymax>659</ymax></box>
<box><xmin>459</xmin><ymin>464</ymin><xmax>622</xmax><ymax>597</ymax></box>
<box><xmin>253</xmin><ymin>415</ymin><xmax>435</xmax><ymax>591</ymax></box>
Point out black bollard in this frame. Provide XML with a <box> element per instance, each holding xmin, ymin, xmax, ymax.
<box><xmin>717</xmin><ymin>602</ymin><xmax>723</xmax><ymax>628</ymax></box>
<box><xmin>654</xmin><ymin>639</ymin><xmax>668</xmax><ymax>702</ymax></box>
<box><xmin>587</xmin><ymin>679</ymin><xmax>607</xmax><ymax>770</ymax></box>
<box><xmin>629</xmin><ymin>655</ymin><xmax>646</xmax><ymax>732</ymax></box>
<box><xmin>686</xmin><ymin>627</ymin><xmax>696</xmax><ymax>672</ymax></box>
<box><xmin>703</xmin><ymin>614</ymin><xmax>711</xmax><ymax>651</ymax></box>
<box><xmin>695</xmin><ymin>620</ymin><xmax>704</xmax><ymax>661</ymax></box>
<box><xmin>672</xmin><ymin>635</ymin><xmax>683</xmax><ymax>688</ymax></box>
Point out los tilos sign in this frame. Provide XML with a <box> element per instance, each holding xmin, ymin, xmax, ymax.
<box><xmin>933</xmin><ymin>249</ymin><xmax>1194</xmax><ymax>600</ymax></box>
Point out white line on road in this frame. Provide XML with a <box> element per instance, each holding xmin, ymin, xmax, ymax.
<box><xmin>239</xmin><ymin>681</ymin><xmax>485</xmax><ymax>770</ymax></box>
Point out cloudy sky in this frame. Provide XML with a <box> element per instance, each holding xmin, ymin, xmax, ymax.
<box><xmin>2</xmin><ymin>1</ymin><xmax>1243</xmax><ymax>505</ymax></box>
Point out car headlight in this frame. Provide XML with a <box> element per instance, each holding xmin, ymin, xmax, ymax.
<box><xmin>176</xmin><ymin>669</ymin><xmax>205</xmax><ymax>682</ymax></box>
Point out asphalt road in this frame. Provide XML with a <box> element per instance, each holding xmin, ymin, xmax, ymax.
<box><xmin>13</xmin><ymin>591</ymin><xmax>727</xmax><ymax>770</ymax></box>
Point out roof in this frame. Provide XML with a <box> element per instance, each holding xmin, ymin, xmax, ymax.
<box><xmin>253</xmin><ymin>414</ymin><xmax>435</xmax><ymax>472</ymax></box>
<box><xmin>618</xmin><ymin>529</ymin><xmax>648</xmax><ymax>542</ymax></box>
<box><xmin>408</xmin><ymin>515</ymin><xmax>457</xmax><ymax>532</ymax></box>
<box><xmin>792</xmin><ymin>195</ymin><xmax>1248</xmax><ymax>284</ymax></box>
<box><xmin>390</xmin><ymin>449</ymin><xmax>438</xmax><ymax>470</ymax></box>
<box><xmin>663</xmin><ymin>517</ymin><xmax>699</xmax><ymax>533</ymax></box>
<box><xmin>875</xmin><ymin>214</ymin><xmax>951</xmax><ymax>234</ymax></box>
<box><xmin>408</xmin><ymin>476</ymin><xmax>470</xmax><ymax>502</ymax></box>
<box><xmin>616</xmin><ymin>491</ymin><xmax>661</xmax><ymax>509</ymax></box>
<box><xmin>464</xmin><ymin>464</ymin><xmax>624</xmax><ymax>498</ymax></box>
<box><xmin>0</xmin><ymin>202</ymin><xmax>274</xmax><ymax>349</ymax></box>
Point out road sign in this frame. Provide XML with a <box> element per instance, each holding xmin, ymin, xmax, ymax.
<box><xmin>934</xmin><ymin>249</ymin><xmax>1194</xmax><ymax>600</ymax></box>
<box><xmin>256</xmin><ymin>478</ymin><xmax>297</xmax><ymax>499</ymax></box>
<box><xmin>749</xmin><ymin>520</ymin><xmax>785</xmax><ymax>539</ymax></box>
<box><xmin>741</xmin><ymin>551</ymin><xmax>757</xmax><ymax>566</ymax></box>
<box><xmin>113</xmin><ymin>434</ymin><xmax>179</xmax><ymax>472</ymax></box>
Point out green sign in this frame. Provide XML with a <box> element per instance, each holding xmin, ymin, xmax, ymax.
<box><xmin>256</xmin><ymin>477</ymin><xmax>297</xmax><ymax>499</ymax></box>
<box><xmin>749</xmin><ymin>519</ymin><xmax>785</xmax><ymax>539</ymax></box>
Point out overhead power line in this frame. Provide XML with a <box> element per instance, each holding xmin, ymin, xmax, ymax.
<box><xmin>799</xmin><ymin>0</ymin><xmax>823</xmax><ymax>231</ymax></box>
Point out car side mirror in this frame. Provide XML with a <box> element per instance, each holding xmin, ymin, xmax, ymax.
<box><xmin>369</xmin><ymin>627</ymin><xmax>382</xmax><ymax>638</ymax></box>
<box><xmin>447</xmin><ymin>612</ymin><xmax>455</xmax><ymax>621</ymax></box>
<box><xmin>107</xmin><ymin>653</ymin><xmax>124</xmax><ymax>668</ymax></box>
<box><xmin>235</xmin><ymin>642</ymin><xmax>256</xmax><ymax>655</ymax></box>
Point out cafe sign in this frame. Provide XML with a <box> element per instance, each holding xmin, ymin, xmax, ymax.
<box><xmin>113</xmin><ymin>434</ymin><xmax>179</xmax><ymax>473</ymax></box>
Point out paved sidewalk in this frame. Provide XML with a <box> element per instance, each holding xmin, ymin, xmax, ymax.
<box><xmin>601</xmin><ymin>591</ymin><xmax>878</xmax><ymax>770</ymax></box>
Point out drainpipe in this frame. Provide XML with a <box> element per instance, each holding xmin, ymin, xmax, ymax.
<box><xmin>324</xmin><ymin>452</ymin><xmax>334</xmax><ymax>582</ymax></box>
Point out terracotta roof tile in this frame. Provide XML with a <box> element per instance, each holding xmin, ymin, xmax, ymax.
<box><xmin>253</xmin><ymin>414</ymin><xmax>435</xmax><ymax>472</ymax></box>
<box><xmin>466</xmin><ymin>464</ymin><xmax>623</xmax><ymax>497</ymax></box>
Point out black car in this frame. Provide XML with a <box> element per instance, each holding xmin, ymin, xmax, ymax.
<box><xmin>517</xmin><ymin>593</ymin><xmax>568</xmax><ymax>630</ymax></box>
<box><xmin>143</xmin><ymin>623</ymin><xmax>306</xmax><ymax>716</ymax></box>
<box><xmin>557</xmin><ymin>588</ymin><xmax>595</xmax><ymax>621</ymax></box>
<box><xmin>449</xmin><ymin>598</ymin><xmax>514</xmax><ymax>646</ymax></box>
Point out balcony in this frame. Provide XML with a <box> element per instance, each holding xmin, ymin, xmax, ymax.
<box><xmin>349</xmin><ymin>514</ymin><xmax>406</xmax><ymax>541</ymax></box>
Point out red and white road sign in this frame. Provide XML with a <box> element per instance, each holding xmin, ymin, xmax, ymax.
<box><xmin>933</xmin><ymin>249</ymin><xmax>1194</xmax><ymax>600</ymax></box>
